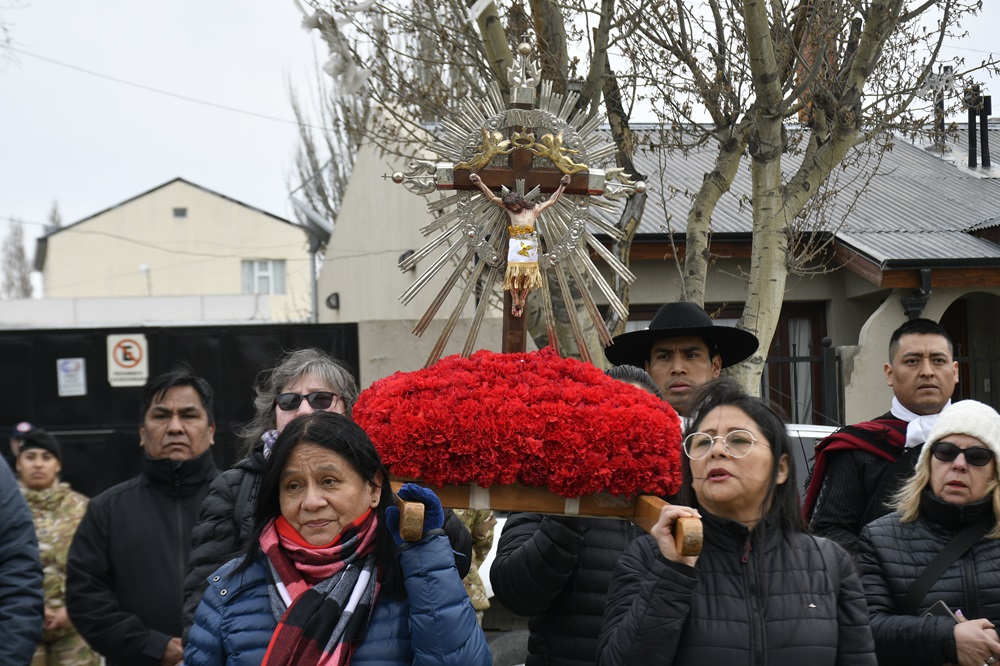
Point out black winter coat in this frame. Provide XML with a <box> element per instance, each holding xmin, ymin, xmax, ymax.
<box><xmin>182</xmin><ymin>448</ymin><xmax>474</xmax><ymax>635</ymax></box>
<box><xmin>66</xmin><ymin>451</ymin><xmax>218</xmax><ymax>666</ymax></box>
<box><xmin>858</xmin><ymin>492</ymin><xmax>1000</xmax><ymax>666</ymax></box>
<box><xmin>489</xmin><ymin>512</ymin><xmax>644</xmax><ymax>666</ymax></box>
<box><xmin>598</xmin><ymin>512</ymin><xmax>877</xmax><ymax>666</ymax></box>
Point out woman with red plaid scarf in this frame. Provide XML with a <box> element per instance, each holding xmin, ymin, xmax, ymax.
<box><xmin>183</xmin><ymin>411</ymin><xmax>491</xmax><ymax>666</ymax></box>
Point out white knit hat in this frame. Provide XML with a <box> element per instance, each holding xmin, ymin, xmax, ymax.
<box><xmin>917</xmin><ymin>400</ymin><xmax>1000</xmax><ymax>469</ymax></box>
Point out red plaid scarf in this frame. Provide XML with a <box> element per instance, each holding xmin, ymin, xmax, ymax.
<box><xmin>260</xmin><ymin>509</ymin><xmax>380</xmax><ymax>666</ymax></box>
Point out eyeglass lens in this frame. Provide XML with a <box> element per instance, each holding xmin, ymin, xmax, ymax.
<box><xmin>275</xmin><ymin>391</ymin><xmax>337</xmax><ymax>411</ymax></box>
<box><xmin>931</xmin><ymin>441</ymin><xmax>994</xmax><ymax>467</ymax></box>
<box><xmin>684</xmin><ymin>430</ymin><xmax>756</xmax><ymax>459</ymax></box>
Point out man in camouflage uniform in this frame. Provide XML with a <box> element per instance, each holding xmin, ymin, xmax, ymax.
<box><xmin>16</xmin><ymin>429</ymin><xmax>100</xmax><ymax>666</ymax></box>
<box><xmin>456</xmin><ymin>509</ymin><xmax>497</xmax><ymax>625</ymax></box>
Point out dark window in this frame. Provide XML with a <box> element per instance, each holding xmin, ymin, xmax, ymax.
<box><xmin>173</xmin><ymin>207</ymin><xmax>188</xmax><ymax>218</ymax></box>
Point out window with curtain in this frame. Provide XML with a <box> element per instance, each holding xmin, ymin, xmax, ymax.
<box><xmin>241</xmin><ymin>259</ymin><xmax>286</xmax><ymax>295</ymax></box>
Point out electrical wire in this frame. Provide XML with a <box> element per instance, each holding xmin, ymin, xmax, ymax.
<box><xmin>6</xmin><ymin>45</ymin><xmax>331</xmax><ymax>131</ymax></box>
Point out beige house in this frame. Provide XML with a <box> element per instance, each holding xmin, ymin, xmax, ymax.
<box><xmin>34</xmin><ymin>178</ymin><xmax>313</xmax><ymax>321</ymax></box>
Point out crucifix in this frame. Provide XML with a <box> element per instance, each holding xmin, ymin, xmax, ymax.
<box><xmin>391</xmin><ymin>42</ymin><xmax>644</xmax><ymax>365</ymax></box>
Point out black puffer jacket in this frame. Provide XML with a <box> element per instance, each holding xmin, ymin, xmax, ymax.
<box><xmin>597</xmin><ymin>512</ymin><xmax>876</xmax><ymax>666</ymax></box>
<box><xmin>489</xmin><ymin>513</ymin><xmax>644</xmax><ymax>666</ymax></box>
<box><xmin>182</xmin><ymin>451</ymin><xmax>265</xmax><ymax>635</ymax></box>
<box><xmin>858</xmin><ymin>492</ymin><xmax>1000</xmax><ymax>666</ymax></box>
<box><xmin>183</xmin><ymin>448</ymin><xmax>474</xmax><ymax>635</ymax></box>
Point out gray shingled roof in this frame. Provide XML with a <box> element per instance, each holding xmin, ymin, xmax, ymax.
<box><xmin>608</xmin><ymin>126</ymin><xmax>1000</xmax><ymax>266</ymax></box>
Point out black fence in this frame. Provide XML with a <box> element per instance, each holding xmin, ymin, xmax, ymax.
<box><xmin>1</xmin><ymin>323</ymin><xmax>359</xmax><ymax>497</ymax></box>
<box><xmin>762</xmin><ymin>337</ymin><xmax>840</xmax><ymax>427</ymax></box>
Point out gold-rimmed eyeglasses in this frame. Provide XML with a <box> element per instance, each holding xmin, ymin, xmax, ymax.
<box><xmin>682</xmin><ymin>430</ymin><xmax>760</xmax><ymax>460</ymax></box>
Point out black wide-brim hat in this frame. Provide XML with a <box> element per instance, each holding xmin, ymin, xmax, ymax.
<box><xmin>604</xmin><ymin>301</ymin><xmax>760</xmax><ymax>369</ymax></box>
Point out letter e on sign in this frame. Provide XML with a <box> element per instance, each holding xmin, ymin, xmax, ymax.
<box><xmin>107</xmin><ymin>333</ymin><xmax>149</xmax><ymax>387</ymax></box>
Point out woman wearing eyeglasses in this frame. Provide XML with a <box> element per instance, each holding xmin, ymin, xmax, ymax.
<box><xmin>858</xmin><ymin>400</ymin><xmax>1000</xmax><ymax>666</ymax></box>
<box><xmin>181</xmin><ymin>348</ymin><xmax>472</xmax><ymax>640</ymax></box>
<box><xmin>598</xmin><ymin>378</ymin><xmax>876</xmax><ymax>665</ymax></box>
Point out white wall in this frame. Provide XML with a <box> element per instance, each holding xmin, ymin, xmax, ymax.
<box><xmin>318</xmin><ymin>144</ymin><xmax>491</xmax><ymax>325</ymax></box>
<box><xmin>0</xmin><ymin>294</ymin><xmax>271</xmax><ymax>327</ymax></box>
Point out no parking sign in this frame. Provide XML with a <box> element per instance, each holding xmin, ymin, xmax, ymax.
<box><xmin>107</xmin><ymin>334</ymin><xmax>149</xmax><ymax>387</ymax></box>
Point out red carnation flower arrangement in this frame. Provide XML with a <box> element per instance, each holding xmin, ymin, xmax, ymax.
<box><xmin>353</xmin><ymin>347</ymin><xmax>683</xmax><ymax>498</ymax></box>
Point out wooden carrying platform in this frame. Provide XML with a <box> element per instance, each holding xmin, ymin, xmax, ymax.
<box><xmin>391</xmin><ymin>479</ymin><xmax>669</xmax><ymax>537</ymax></box>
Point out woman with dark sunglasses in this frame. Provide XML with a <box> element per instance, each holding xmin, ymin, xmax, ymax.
<box><xmin>181</xmin><ymin>348</ymin><xmax>473</xmax><ymax>641</ymax></box>
<box><xmin>858</xmin><ymin>400</ymin><xmax>1000</xmax><ymax>666</ymax></box>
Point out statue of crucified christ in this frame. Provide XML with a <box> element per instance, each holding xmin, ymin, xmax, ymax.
<box><xmin>469</xmin><ymin>172</ymin><xmax>571</xmax><ymax>317</ymax></box>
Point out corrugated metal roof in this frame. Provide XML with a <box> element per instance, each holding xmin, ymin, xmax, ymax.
<box><xmin>599</xmin><ymin>126</ymin><xmax>1000</xmax><ymax>263</ymax></box>
<box><xmin>836</xmin><ymin>230</ymin><xmax>1000</xmax><ymax>265</ymax></box>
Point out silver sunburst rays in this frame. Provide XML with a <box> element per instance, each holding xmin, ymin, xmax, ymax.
<box><xmin>390</xmin><ymin>42</ymin><xmax>644</xmax><ymax>366</ymax></box>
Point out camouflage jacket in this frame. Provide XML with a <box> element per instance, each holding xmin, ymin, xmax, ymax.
<box><xmin>20</xmin><ymin>481</ymin><xmax>89</xmax><ymax>642</ymax></box>
<box><xmin>455</xmin><ymin>509</ymin><xmax>497</xmax><ymax>612</ymax></box>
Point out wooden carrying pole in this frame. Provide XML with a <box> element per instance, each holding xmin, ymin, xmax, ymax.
<box><xmin>391</xmin><ymin>479</ymin><xmax>690</xmax><ymax>539</ymax></box>
<box><xmin>392</xmin><ymin>481</ymin><xmax>702</xmax><ymax>554</ymax></box>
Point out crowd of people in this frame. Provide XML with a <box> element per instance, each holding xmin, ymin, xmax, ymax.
<box><xmin>1</xmin><ymin>302</ymin><xmax>998</xmax><ymax>666</ymax></box>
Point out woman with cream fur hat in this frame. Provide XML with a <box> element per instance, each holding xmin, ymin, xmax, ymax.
<box><xmin>858</xmin><ymin>400</ymin><xmax>1000</xmax><ymax>666</ymax></box>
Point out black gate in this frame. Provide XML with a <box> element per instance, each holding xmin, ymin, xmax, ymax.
<box><xmin>0</xmin><ymin>323</ymin><xmax>359</xmax><ymax>497</ymax></box>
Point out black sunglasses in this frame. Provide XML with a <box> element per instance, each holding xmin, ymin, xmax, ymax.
<box><xmin>275</xmin><ymin>391</ymin><xmax>339</xmax><ymax>412</ymax></box>
<box><xmin>930</xmin><ymin>440</ymin><xmax>995</xmax><ymax>467</ymax></box>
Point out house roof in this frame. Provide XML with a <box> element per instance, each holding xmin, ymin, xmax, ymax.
<box><xmin>606</xmin><ymin>125</ymin><xmax>1000</xmax><ymax>287</ymax></box>
<box><xmin>34</xmin><ymin>177</ymin><xmax>298</xmax><ymax>271</ymax></box>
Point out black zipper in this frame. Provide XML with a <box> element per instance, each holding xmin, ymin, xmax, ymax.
<box><xmin>742</xmin><ymin>534</ymin><xmax>765</xmax><ymax>666</ymax></box>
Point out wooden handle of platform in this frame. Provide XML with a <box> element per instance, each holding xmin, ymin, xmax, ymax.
<box><xmin>395</xmin><ymin>496</ymin><xmax>425</xmax><ymax>542</ymax></box>
<box><xmin>632</xmin><ymin>496</ymin><xmax>703</xmax><ymax>556</ymax></box>
<box><xmin>674</xmin><ymin>516</ymin><xmax>703</xmax><ymax>556</ymax></box>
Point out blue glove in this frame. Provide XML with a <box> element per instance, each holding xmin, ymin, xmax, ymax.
<box><xmin>385</xmin><ymin>483</ymin><xmax>445</xmax><ymax>546</ymax></box>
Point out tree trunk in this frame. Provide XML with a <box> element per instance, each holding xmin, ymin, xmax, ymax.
<box><xmin>731</xmin><ymin>0</ymin><xmax>787</xmax><ymax>394</ymax></box>
<box><xmin>683</xmin><ymin>128</ymin><xmax>748</xmax><ymax>306</ymax></box>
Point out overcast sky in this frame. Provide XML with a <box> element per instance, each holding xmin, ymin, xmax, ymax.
<box><xmin>1</xmin><ymin>1</ymin><xmax>998</xmax><ymax>274</ymax></box>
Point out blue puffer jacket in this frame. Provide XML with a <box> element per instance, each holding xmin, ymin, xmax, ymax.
<box><xmin>0</xmin><ymin>457</ymin><xmax>44</xmax><ymax>664</ymax></box>
<box><xmin>184</xmin><ymin>531</ymin><xmax>491</xmax><ymax>666</ymax></box>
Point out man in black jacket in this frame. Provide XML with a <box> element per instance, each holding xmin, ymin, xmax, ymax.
<box><xmin>66</xmin><ymin>368</ymin><xmax>219</xmax><ymax>666</ymax></box>
<box><xmin>805</xmin><ymin>318</ymin><xmax>959</xmax><ymax>555</ymax></box>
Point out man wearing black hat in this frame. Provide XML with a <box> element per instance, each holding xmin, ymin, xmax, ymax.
<box><xmin>604</xmin><ymin>301</ymin><xmax>760</xmax><ymax>417</ymax></box>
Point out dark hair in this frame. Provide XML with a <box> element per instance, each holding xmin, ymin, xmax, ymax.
<box><xmin>139</xmin><ymin>366</ymin><xmax>215</xmax><ymax>425</ymax></box>
<box><xmin>606</xmin><ymin>365</ymin><xmax>662</xmax><ymax>399</ymax></box>
<box><xmin>501</xmin><ymin>190</ymin><xmax>536</xmax><ymax>210</ymax></box>
<box><xmin>239</xmin><ymin>348</ymin><xmax>359</xmax><ymax>456</ymax></box>
<box><xmin>239</xmin><ymin>411</ymin><xmax>403</xmax><ymax>596</ymax></box>
<box><xmin>678</xmin><ymin>377</ymin><xmax>803</xmax><ymax>535</ymax></box>
<box><xmin>888</xmin><ymin>318</ymin><xmax>954</xmax><ymax>363</ymax></box>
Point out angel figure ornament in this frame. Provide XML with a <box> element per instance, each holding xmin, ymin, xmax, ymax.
<box><xmin>469</xmin><ymin>172</ymin><xmax>571</xmax><ymax>316</ymax></box>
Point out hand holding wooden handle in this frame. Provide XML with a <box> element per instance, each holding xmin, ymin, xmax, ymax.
<box><xmin>674</xmin><ymin>516</ymin><xmax>703</xmax><ymax>556</ymax></box>
<box><xmin>395</xmin><ymin>496</ymin><xmax>425</xmax><ymax>542</ymax></box>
